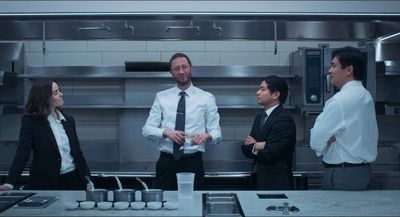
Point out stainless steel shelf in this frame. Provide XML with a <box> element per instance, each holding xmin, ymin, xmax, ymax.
<box><xmin>21</xmin><ymin>66</ymin><xmax>296</xmax><ymax>79</ymax></box>
<box><xmin>18</xmin><ymin>104</ymin><xmax>296</xmax><ymax>110</ymax></box>
<box><xmin>17</xmin><ymin>94</ymin><xmax>298</xmax><ymax>110</ymax></box>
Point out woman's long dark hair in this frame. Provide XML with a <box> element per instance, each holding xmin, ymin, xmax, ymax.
<box><xmin>24</xmin><ymin>78</ymin><xmax>57</xmax><ymax>118</ymax></box>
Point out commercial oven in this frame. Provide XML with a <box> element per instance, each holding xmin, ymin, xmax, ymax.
<box><xmin>290</xmin><ymin>46</ymin><xmax>376</xmax><ymax>115</ymax></box>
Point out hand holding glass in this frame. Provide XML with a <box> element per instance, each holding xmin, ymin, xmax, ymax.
<box><xmin>179</xmin><ymin>134</ymin><xmax>193</xmax><ymax>150</ymax></box>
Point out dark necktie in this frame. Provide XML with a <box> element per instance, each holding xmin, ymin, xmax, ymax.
<box><xmin>173</xmin><ymin>91</ymin><xmax>186</xmax><ymax>159</ymax></box>
<box><xmin>259</xmin><ymin>112</ymin><xmax>268</xmax><ymax>132</ymax></box>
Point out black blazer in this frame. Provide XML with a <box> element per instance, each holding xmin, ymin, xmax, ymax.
<box><xmin>5</xmin><ymin>111</ymin><xmax>91</xmax><ymax>190</ymax></box>
<box><xmin>241</xmin><ymin>104</ymin><xmax>296</xmax><ymax>190</ymax></box>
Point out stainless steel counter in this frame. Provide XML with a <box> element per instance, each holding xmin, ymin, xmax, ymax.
<box><xmin>1</xmin><ymin>190</ymin><xmax>400</xmax><ymax>216</ymax></box>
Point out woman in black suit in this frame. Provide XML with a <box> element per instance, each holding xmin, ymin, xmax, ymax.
<box><xmin>0</xmin><ymin>78</ymin><xmax>92</xmax><ymax>190</ymax></box>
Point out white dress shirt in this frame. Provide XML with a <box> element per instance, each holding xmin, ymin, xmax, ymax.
<box><xmin>310</xmin><ymin>80</ymin><xmax>378</xmax><ymax>164</ymax></box>
<box><xmin>48</xmin><ymin>110</ymin><xmax>76</xmax><ymax>174</ymax></box>
<box><xmin>143</xmin><ymin>84</ymin><xmax>222</xmax><ymax>154</ymax></box>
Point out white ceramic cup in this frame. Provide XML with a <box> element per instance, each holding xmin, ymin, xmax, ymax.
<box><xmin>114</xmin><ymin>201</ymin><xmax>129</xmax><ymax>210</ymax></box>
<box><xmin>80</xmin><ymin>201</ymin><xmax>95</xmax><ymax>209</ymax></box>
<box><xmin>147</xmin><ymin>201</ymin><xmax>162</xmax><ymax>210</ymax></box>
<box><xmin>97</xmin><ymin>201</ymin><xmax>112</xmax><ymax>210</ymax></box>
<box><xmin>164</xmin><ymin>201</ymin><xmax>178</xmax><ymax>210</ymax></box>
<box><xmin>130</xmin><ymin>201</ymin><xmax>145</xmax><ymax>210</ymax></box>
<box><xmin>64</xmin><ymin>201</ymin><xmax>79</xmax><ymax>210</ymax></box>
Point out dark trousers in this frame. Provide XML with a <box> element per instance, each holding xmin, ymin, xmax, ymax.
<box><xmin>58</xmin><ymin>169</ymin><xmax>86</xmax><ymax>190</ymax></box>
<box><xmin>250</xmin><ymin>169</ymin><xmax>294</xmax><ymax>190</ymax></box>
<box><xmin>322</xmin><ymin>164</ymin><xmax>372</xmax><ymax>190</ymax></box>
<box><xmin>154</xmin><ymin>152</ymin><xmax>205</xmax><ymax>190</ymax></box>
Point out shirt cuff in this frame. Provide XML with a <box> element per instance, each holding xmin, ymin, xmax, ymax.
<box><xmin>208</xmin><ymin>131</ymin><xmax>221</xmax><ymax>145</ymax></box>
<box><xmin>252</xmin><ymin>143</ymin><xmax>259</xmax><ymax>155</ymax></box>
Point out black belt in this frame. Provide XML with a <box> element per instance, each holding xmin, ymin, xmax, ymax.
<box><xmin>160</xmin><ymin>151</ymin><xmax>201</xmax><ymax>160</ymax></box>
<box><xmin>323</xmin><ymin>162</ymin><xmax>370</xmax><ymax>168</ymax></box>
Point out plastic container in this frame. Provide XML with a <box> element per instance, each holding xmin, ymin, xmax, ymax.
<box><xmin>176</xmin><ymin>172</ymin><xmax>195</xmax><ymax>198</ymax></box>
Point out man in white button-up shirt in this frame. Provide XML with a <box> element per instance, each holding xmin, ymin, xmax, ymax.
<box><xmin>310</xmin><ymin>46</ymin><xmax>378</xmax><ymax>190</ymax></box>
<box><xmin>143</xmin><ymin>53</ymin><xmax>222</xmax><ymax>190</ymax></box>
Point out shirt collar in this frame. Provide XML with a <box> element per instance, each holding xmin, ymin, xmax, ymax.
<box><xmin>341</xmin><ymin>80</ymin><xmax>362</xmax><ymax>91</ymax></box>
<box><xmin>174</xmin><ymin>83</ymin><xmax>194</xmax><ymax>97</ymax></box>
<box><xmin>47</xmin><ymin>109</ymin><xmax>66</xmax><ymax>122</ymax></box>
<box><xmin>265</xmin><ymin>104</ymin><xmax>279</xmax><ymax>116</ymax></box>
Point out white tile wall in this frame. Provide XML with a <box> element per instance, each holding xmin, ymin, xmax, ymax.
<box><xmin>44</xmin><ymin>52</ymin><xmax>102</xmax><ymax>66</ymax></box>
<box><xmin>27</xmin><ymin>41</ymin><xmax>44</xmax><ymax>52</ymax></box>
<box><xmin>161</xmin><ymin>51</ymin><xmax>220</xmax><ymax>65</ymax></box>
<box><xmin>21</xmin><ymin>40</ymin><xmax>361</xmax><ymax>67</ymax></box>
<box><xmin>88</xmin><ymin>41</ymin><xmax>145</xmax><ymax>51</ymax></box>
<box><xmin>46</xmin><ymin>41</ymin><xmax>88</xmax><ymax>52</ymax></box>
<box><xmin>102</xmin><ymin>51</ymin><xmax>160</xmax><ymax>66</ymax></box>
<box><xmin>221</xmin><ymin>51</ymin><xmax>280</xmax><ymax>65</ymax></box>
<box><xmin>147</xmin><ymin>41</ymin><xmax>205</xmax><ymax>51</ymax></box>
<box><xmin>25</xmin><ymin>52</ymin><xmax>44</xmax><ymax>66</ymax></box>
<box><xmin>205</xmin><ymin>41</ymin><xmax>265</xmax><ymax>51</ymax></box>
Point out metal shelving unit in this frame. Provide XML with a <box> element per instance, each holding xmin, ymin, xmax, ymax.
<box><xmin>19</xmin><ymin>65</ymin><xmax>299</xmax><ymax>110</ymax></box>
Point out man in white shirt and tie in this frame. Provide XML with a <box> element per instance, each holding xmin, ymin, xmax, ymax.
<box><xmin>310</xmin><ymin>46</ymin><xmax>379</xmax><ymax>190</ymax></box>
<box><xmin>143</xmin><ymin>53</ymin><xmax>222</xmax><ymax>190</ymax></box>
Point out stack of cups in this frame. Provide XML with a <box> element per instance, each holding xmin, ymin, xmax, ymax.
<box><xmin>176</xmin><ymin>172</ymin><xmax>195</xmax><ymax>199</ymax></box>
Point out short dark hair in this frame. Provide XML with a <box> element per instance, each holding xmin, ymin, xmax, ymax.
<box><xmin>262</xmin><ymin>75</ymin><xmax>288</xmax><ymax>104</ymax></box>
<box><xmin>331</xmin><ymin>46</ymin><xmax>365</xmax><ymax>81</ymax></box>
<box><xmin>169</xmin><ymin>53</ymin><xmax>192</xmax><ymax>69</ymax></box>
<box><xmin>25</xmin><ymin>78</ymin><xmax>57</xmax><ymax>117</ymax></box>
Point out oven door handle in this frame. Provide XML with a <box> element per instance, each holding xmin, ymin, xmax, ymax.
<box><xmin>325</xmin><ymin>73</ymin><xmax>331</xmax><ymax>92</ymax></box>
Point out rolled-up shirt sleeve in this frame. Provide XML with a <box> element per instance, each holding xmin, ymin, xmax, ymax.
<box><xmin>142</xmin><ymin>94</ymin><xmax>165</xmax><ymax>142</ymax></box>
<box><xmin>310</xmin><ymin>98</ymin><xmax>345</xmax><ymax>156</ymax></box>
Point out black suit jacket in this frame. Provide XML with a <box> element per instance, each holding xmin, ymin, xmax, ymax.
<box><xmin>5</xmin><ymin>111</ymin><xmax>91</xmax><ymax>190</ymax></box>
<box><xmin>241</xmin><ymin>104</ymin><xmax>296</xmax><ymax>190</ymax></box>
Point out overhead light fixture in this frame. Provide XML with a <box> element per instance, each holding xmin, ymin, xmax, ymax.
<box><xmin>377</xmin><ymin>32</ymin><xmax>400</xmax><ymax>42</ymax></box>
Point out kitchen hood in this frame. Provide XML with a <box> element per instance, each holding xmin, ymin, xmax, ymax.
<box><xmin>0</xmin><ymin>42</ymin><xmax>24</xmax><ymax>114</ymax></box>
